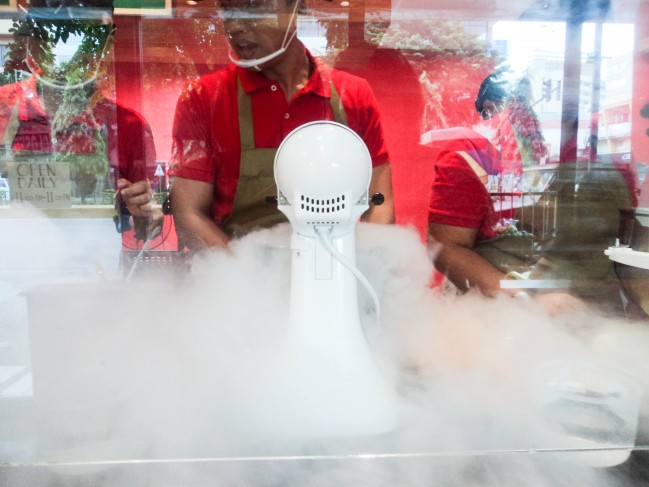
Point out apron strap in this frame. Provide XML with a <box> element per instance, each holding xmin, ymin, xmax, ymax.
<box><xmin>227</xmin><ymin>74</ymin><xmax>352</xmax><ymax>237</ymax></box>
<box><xmin>457</xmin><ymin>150</ymin><xmax>488</xmax><ymax>184</ymax></box>
<box><xmin>329</xmin><ymin>82</ymin><xmax>348</xmax><ymax>126</ymax></box>
<box><xmin>237</xmin><ymin>77</ymin><xmax>256</xmax><ymax>151</ymax></box>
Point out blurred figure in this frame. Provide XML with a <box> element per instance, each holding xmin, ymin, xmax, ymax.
<box><xmin>525</xmin><ymin>160</ymin><xmax>634</xmax><ymax>316</ymax></box>
<box><xmin>331</xmin><ymin>17</ymin><xmax>500</xmax><ymax>237</ymax></box>
<box><xmin>334</xmin><ymin>35</ymin><xmax>432</xmax><ymax>236</ymax></box>
<box><xmin>427</xmin><ymin>127</ymin><xmax>509</xmax><ymax>285</ymax></box>
<box><xmin>475</xmin><ymin>72</ymin><xmax>550</xmax><ymax>180</ymax></box>
<box><xmin>428</xmin><ymin>87</ymin><xmax>590</xmax><ymax>315</ymax></box>
<box><xmin>429</xmin><ymin>72</ymin><xmax>637</xmax><ymax>317</ymax></box>
<box><xmin>0</xmin><ymin>2</ymin><xmax>165</xmax><ymax>250</ymax></box>
<box><xmin>474</xmin><ymin>71</ymin><xmax>509</xmax><ymax>122</ymax></box>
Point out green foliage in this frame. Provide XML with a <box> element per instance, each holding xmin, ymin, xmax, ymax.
<box><xmin>3</xmin><ymin>18</ymin><xmax>54</xmax><ymax>76</ymax></box>
<box><xmin>51</xmin><ymin>70</ymin><xmax>109</xmax><ymax>199</ymax></box>
<box><xmin>320</xmin><ymin>18</ymin><xmax>501</xmax><ymax>129</ymax></box>
<box><xmin>321</xmin><ymin>19</ymin><xmax>350</xmax><ymax>52</ymax></box>
<box><xmin>2</xmin><ymin>18</ymin><xmax>112</xmax><ymax>201</ymax></box>
<box><xmin>141</xmin><ymin>18</ymin><xmax>225</xmax><ymax>90</ymax></box>
<box><xmin>3</xmin><ymin>18</ymin><xmax>112</xmax><ymax>84</ymax></box>
<box><xmin>375</xmin><ymin>20</ymin><xmax>501</xmax><ymax>130</ymax></box>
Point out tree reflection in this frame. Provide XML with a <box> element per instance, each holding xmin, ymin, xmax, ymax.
<box><xmin>323</xmin><ymin>19</ymin><xmax>501</xmax><ymax>131</ymax></box>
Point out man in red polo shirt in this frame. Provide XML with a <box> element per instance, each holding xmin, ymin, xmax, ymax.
<box><xmin>428</xmin><ymin>127</ymin><xmax>502</xmax><ymax>244</ymax></box>
<box><xmin>427</xmin><ymin>126</ymin><xmax>592</xmax><ymax>315</ymax></box>
<box><xmin>121</xmin><ymin>0</ymin><xmax>394</xmax><ymax>251</ymax></box>
<box><xmin>427</xmin><ymin>127</ymin><xmax>507</xmax><ymax>291</ymax></box>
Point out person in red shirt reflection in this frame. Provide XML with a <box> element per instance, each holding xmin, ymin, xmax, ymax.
<box><xmin>0</xmin><ymin>4</ymin><xmax>162</xmax><ymax>249</ymax></box>
<box><xmin>428</xmin><ymin>87</ymin><xmax>586</xmax><ymax>315</ymax></box>
<box><xmin>120</xmin><ymin>0</ymin><xmax>395</xmax><ymax>251</ymax></box>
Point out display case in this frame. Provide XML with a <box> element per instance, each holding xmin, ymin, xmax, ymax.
<box><xmin>2</xmin><ymin>0</ymin><xmax>649</xmax><ymax>485</ymax></box>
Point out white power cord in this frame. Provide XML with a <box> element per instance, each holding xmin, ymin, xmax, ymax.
<box><xmin>315</xmin><ymin>226</ymin><xmax>381</xmax><ymax>320</ymax></box>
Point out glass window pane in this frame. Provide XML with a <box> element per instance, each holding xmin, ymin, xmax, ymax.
<box><xmin>2</xmin><ymin>1</ymin><xmax>649</xmax><ymax>483</ymax></box>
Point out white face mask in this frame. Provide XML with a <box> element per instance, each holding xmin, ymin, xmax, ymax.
<box><xmin>472</xmin><ymin>123</ymin><xmax>495</xmax><ymax>141</ymax></box>
<box><xmin>227</xmin><ymin>0</ymin><xmax>300</xmax><ymax>71</ymax></box>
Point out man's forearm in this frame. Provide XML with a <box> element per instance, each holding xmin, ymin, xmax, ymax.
<box><xmin>434</xmin><ymin>244</ymin><xmax>508</xmax><ymax>296</ymax></box>
<box><xmin>176</xmin><ymin>213</ymin><xmax>230</xmax><ymax>251</ymax></box>
<box><xmin>362</xmin><ymin>198</ymin><xmax>395</xmax><ymax>224</ymax></box>
<box><xmin>170</xmin><ymin>177</ymin><xmax>229</xmax><ymax>251</ymax></box>
<box><xmin>363</xmin><ymin>163</ymin><xmax>395</xmax><ymax>224</ymax></box>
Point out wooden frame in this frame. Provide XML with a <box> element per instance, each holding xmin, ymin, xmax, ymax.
<box><xmin>0</xmin><ymin>0</ymin><xmax>18</xmax><ymax>12</ymax></box>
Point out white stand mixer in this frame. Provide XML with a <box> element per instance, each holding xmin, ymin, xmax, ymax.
<box><xmin>272</xmin><ymin>121</ymin><xmax>398</xmax><ymax>437</ymax></box>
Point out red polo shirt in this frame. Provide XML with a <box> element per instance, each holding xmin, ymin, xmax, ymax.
<box><xmin>428</xmin><ymin>127</ymin><xmax>500</xmax><ymax>241</ymax></box>
<box><xmin>169</xmin><ymin>52</ymin><xmax>389</xmax><ymax>225</ymax></box>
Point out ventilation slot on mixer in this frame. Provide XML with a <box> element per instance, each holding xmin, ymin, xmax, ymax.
<box><xmin>300</xmin><ymin>194</ymin><xmax>346</xmax><ymax>214</ymax></box>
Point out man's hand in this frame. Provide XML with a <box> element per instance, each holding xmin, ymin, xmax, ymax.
<box><xmin>118</xmin><ymin>178</ymin><xmax>154</xmax><ymax>217</ymax></box>
<box><xmin>533</xmin><ymin>292</ymin><xmax>588</xmax><ymax>316</ymax></box>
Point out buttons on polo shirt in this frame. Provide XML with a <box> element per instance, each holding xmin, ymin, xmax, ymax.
<box><xmin>270</xmin><ymin>84</ymin><xmax>278</xmax><ymax>91</ymax></box>
<box><xmin>284</xmin><ymin>113</ymin><xmax>290</xmax><ymax>119</ymax></box>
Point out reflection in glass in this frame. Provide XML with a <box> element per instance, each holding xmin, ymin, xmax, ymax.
<box><xmin>1</xmin><ymin>1</ymin><xmax>649</xmax><ymax>485</ymax></box>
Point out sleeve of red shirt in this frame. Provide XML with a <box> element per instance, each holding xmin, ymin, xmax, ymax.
<box><xmin>428</xmin><ymin>148</ymin><xmax>493</xmax><ymax>231</ymax></box>
<box><xmin>168</xmin><ymin>77</ymin><xmax>219</xmax><ymax>184</ymax></box>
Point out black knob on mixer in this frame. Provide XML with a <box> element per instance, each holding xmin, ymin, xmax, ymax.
<box><xmin>370</xmin><ymin>193</ymin><xmax>385</xmax><ymax>206</ymax></box>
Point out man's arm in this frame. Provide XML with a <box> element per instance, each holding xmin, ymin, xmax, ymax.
<box><xmin>428</xmin><ymin>222</ymin><xmax>507</xmax><ymax>296</ymax></box>
<box><xmin>171</xmin><ymin>177</ymin><xmax>230</xmax><ymax>251</ymax></box>
<box><xmin>362</xmin><ymin>162</ymin><xmax>395</xmax><ymax>224</ymax></box>
<box><xmin>428</xmin><ymin>222</ymin><xmax>587</xmax><ymax>314</ymax></box>
<box><xmin>118</xmin><ymin>178</ymin><xmax>154</xmax><ymax>217</ymax></box>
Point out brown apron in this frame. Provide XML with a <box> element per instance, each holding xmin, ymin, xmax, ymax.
<box><xmin>456</xmin><ymin>150</ymin><xmax>538</xmax><ymax>274</ymax></box>
<box><xmin>475</xmin><ymin>162</ymin><xmax>633</xmax><ymax>313</ymax></box>
<box><xmin>527</xmin><ymin>162</ymin><xmax>632</xmax><ymax>313</ymax></box>
<box><xmin>222</xmin><ymin>78</ymin><xmax>349</xmax><ymax>237</ymax></box>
